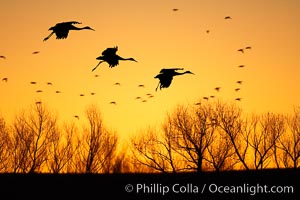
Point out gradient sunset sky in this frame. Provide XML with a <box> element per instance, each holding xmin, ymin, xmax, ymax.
<box><xmin>0</xmin><ymin>0</ymin><xmax>299</xmax><ymax>140</ymax></box>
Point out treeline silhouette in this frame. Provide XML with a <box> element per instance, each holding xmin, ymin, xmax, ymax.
<box><xmin>0</xmin><ymin>99</ymin><xmax>299</xmax><ymax>173</ymax></box>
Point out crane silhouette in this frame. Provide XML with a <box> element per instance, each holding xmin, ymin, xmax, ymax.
<box><xmin>92</xmin><ymin>46</ymin><xmax>137</xmax><ymax>71</ymax></box>
<box><xmin>154</xmin><ymin>68</ymin><xmax>194</xmax><ymax>91</ymax></box>
<box><xmin>43</xmin><ymin>21</ymin><xmax>95</xmax><ymax>41</ymax></box>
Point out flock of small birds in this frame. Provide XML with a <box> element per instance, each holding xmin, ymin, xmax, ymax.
<box><xmin>1</xmin><ymin>9</ymin><xmax>252</xmax><ymax>119</ymax></box>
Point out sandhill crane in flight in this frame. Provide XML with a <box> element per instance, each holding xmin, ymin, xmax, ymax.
<box><xmin>110</xmin><ymin>101</ymin><xmax>117</xmax><ymax>105</ymax></box>
<box><xmin>30</xmin><ymin>81</ymin><xmax>37</xmax><ymax>84</ymax></box>
<box><xmin>235</xmin><ymin>98</ymin><xmax>242</xmax><ymax>101</ymax></box>
<box><xmin>138</xmin><ymin>84</ymin><xmax>145</xmax><ymax>88</ymax></box>
<box><xmin>154</xmin><ymin>68</ymin><xmax>195</xmax><ymax>91</ymax></box>
<box><xmin>238</xmin><ymin>65</ymin><xmax>245</xmax><ymax>68</ymax></box>
<box><xmin>114</xmin><ymin>82</ymin><xmax>121</xmax><ymax>86</ymax></box>
<box><xmin>92</xmin><ymin>46</ymin><xmax>137</xmax><ymax>71</ymax></box>
<box><xmin>235</xmin><ymin>88</ymin><xmax>241</xmax><ymax>92</ymax></box>
<box><xmin>245</xmin><ymin>46</ymin><xmax>252</xmax><ymax>50</ymax></box>
<box><xmin>36</xmin><ymin>90</ymin><xmax>43</xmax><ymax>93</ymax></box>
<box><xmin>0</xmin><ymin>55</ymin><xmax>6</xmax><ymax>59</ymax></box>
<box><xmin>237</xmin><ymin>48</ymin><xmax>244</xmax><ymax>53</ymax></box>
<box><xmin>32</xmin><ymin>51</ymin><xmax>40</xmax><ymax>54</ymax></box>
<box><xmin>147</xmin><ymin>94</ymin><xmax>154</xmax><ymax>98</ymax></box>
<box><xmin>224</xmin><ymin>16</ymin><xmax>232</xmax><ymax>20</ymax></box>
<box><xmin>214</xmin><ymin>87</ymin><xmax>221</xmax><ymax>92</ymax></box>
<box><xmin>2</xmin><ymin>77</ymin><xmax>8</xmax><ymax>82</ymax></box>
<box><xmin>236</xmin><ymin>80</ymin><xmax>243</xmax><ymax>84</ymax></box>
<box><xmin>43</xmin><ymin>21</ymin><xmax>95</xmax><ymax>41</ymax></box>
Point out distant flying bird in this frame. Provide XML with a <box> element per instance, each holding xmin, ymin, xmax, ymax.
<box><xmin>43</xmin><ymin>21</ymin><xmax>95</xmax><ymax>41</ymax></box>
<box><xmin>154</xmin><ymin>68</ymin><xmax>195</xmax><ymax>91</ymax></box>
<box><xmin>90</xmin><ymin>92</ymin><xmax>96</xmax><ymax>95</ymax></box>
<box><xmin>235</xmin><ymin>98</ymin><xmax>242</xmax><ymax>101</ymax></box>
<box><xmin>55</xmin><ymin>90</ymin><xmax>61</xmax><ymax>94</ymax></box>
<box><xmin>206</xmin><ymin>30</ymin><xmax>210</xmax><ymax>34</ymax></box>
<box><xmin>224</xmin><ymin>16</ymin><xmax>232</xmax><ymax>20</ymax></box>
<box><xmin>203</xmin><ymin>97</ymin><xmax>209</xmax><ymax>100</ymax></box>
<box><xmin>245</xmin><ymin>46</ymin><xmax>252</xmax><ymax>50</ymax></box>
<box><xmin>92</xmin><ymin>46</ymin><xmax>137</xmax><ymax>71</ymax></box>
<box><xmin>30</xmin><ymin>81</ymin><xmax>37</xmax><ymax>84</ymax></box>
<box><xmin>214</xmin><ymin>87</ymin><xmax>221</xmax><ymax>92</ymax></box>
<box><xmin>172</xmin><ymin>8</ymin><xmax>179</xmax><ymax>11</ymax></box>
<box><xmin>236</xmin><ymin>80</ymin><xmax>243</xmax><ymax>84</ymax></box>
<box><xmin>74</xmin><ymin>115</ymin><xmax>79</xmax><ymax>120</ymax></box>
<box><xmin>235</xmin><ymin>88</ymin><xmax>241</xmax><ymax>92</ymax></box>
<box><xmin>210</xmin><ymin>95</ymin><xmax>215</xmax><ymax>98</ymax></box>
<box><xmin>36</xmin><ymin>90</ymin><xmax>43</xmax><ymax>93</ymax></box>
<box><xmin>0</xmin><ymin>55</ymin><xmax>6</xmax><ymax>59</ymax></box>
<box><xmin>32</xmin><ymin>51</ymin><xmax>40</xmax><ymax>54</ymax></box>
<box><xmin>79</xmin><ymin>94</ymin><xmax>84</xmax><ymax>96</ymax></box>
<box><xmin>35</xmin><ymin>101</ymin><xmax>42</xmax><ymax>105</ymax></box>
<box><xmin>94</xmin><ymin>74</ymin><xmax>100</xmax><ymax>77</ymax></box>
<box><xmin>195</xmin><ymin>102</ymin><xmax>201</xmax><ymax>105</ymax></box>
<box><xmin>46</xmin><ymin>82</ymin><xmax>53</xmax><ymax>85</ymax></box>
<box><xmin>138</xmin><ymin>84</ymin><xmax>145</xmax><ymax>88</ymax></box>
<box><xmin>2</xmin><ymin>77</ymin><xmax>8</xmax><ymax>82</ymax></box>
<box><xmin>114</xmin><ymin>82</ymin><xmax>121</xmax><ymax>86</ymax></box>
<box><xmin>238</xmin><ymin>65</ymin><xmax>245</xmax><ymax>68</ymax></box>
<box><xmin>237</xmin><ymin>48</ymin><xmax>244</xmax><ymax>53</ymax></box>
<box><xmin>109</xmin><ymin>101</ymin><xmax>117</xmax><ymax>105</ymax></box>
<box><xmin>135</xmin><ymin>97</ymin><xmax>142</xmax><ymax>100</ymax></box>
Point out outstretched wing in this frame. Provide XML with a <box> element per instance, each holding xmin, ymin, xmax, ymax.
<box><xmin>159</xmin><ymin>68</ymin><xmax>184</xmax><ymax>74</ymax></box>
<box><xmin>59</xmin><ymin>21</ymin><xmax>82</xmax><ymax>25</ymax></box>
<box><xmin>52</xmin><ymin>21</ymin><xmax>81</xmax><ymax>39</ymax></box>
<box><xmin>102</xmin><ymin>46</ymin><xmax>118</xmax><ymax>56</ymax></box>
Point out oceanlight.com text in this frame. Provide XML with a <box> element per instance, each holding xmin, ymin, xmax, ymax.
<box><xmin>124</xmin><ymin>183</ymin><xmax>294</xmax><ymax>196</ymax></box>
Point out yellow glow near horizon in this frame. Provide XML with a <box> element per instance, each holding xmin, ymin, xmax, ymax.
<box><xmin>0</xmin><ymin>0</ymin><xmax>299</xmax><ymax>141</ymax></box>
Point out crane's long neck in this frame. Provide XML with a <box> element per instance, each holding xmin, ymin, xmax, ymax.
<box><xmin>118</xmin><ymin>56</ymin><xmax>136</xmax><ymax>61</ymax></box>
<box><xmin>71</xmin><ymin>26</ymin><xmax>94</xmax><ymax>30</ymax></box>
<box><xmin>173</xmin><ymin>71</ymin><xmax>189</xmax><ymax>76</ymax></box>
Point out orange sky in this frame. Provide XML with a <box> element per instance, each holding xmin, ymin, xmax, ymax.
<box><xmin>0</xmin><ymin>0</ymin><xmax>299</xmax><ymax>141</ymax></box>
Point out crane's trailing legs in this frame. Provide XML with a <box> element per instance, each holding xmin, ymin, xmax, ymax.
<box><xmin>92</xmin><ymin>61</ymin><xmax>104</xmax><ymax>72</ymax></box>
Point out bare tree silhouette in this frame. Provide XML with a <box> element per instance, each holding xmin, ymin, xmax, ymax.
<box><xmin>248</xmin><ymin>113</ymin><xmax>286</xmax><ymax>169</ymax></box>
<box><xmin>10</xmin><ymin>103</ymin><xmax>57</xmax><ymax>173</ymax></box>
<box><xmin>47</xmin><ymin>122</ymin><xmax>79</xmax><ymax>173</ymax></box>
<box><xmin>75</xmin><ymin>104</ymin><xmax>118</xmax><ymax>173</ymax></box>
<box><xmin>215</xmin><ymin>101</ymin><xmax>250</xmax><ymax>170</ymax></box>
<box><xmin>278</xmin><ymin>107</ymin><xmax>300</xmax><ymax>168</ymax></box>
<box><xmin>0</xmin><ymin>117</ymin><xmax>11</xmax><ymax>172</ymax></box>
